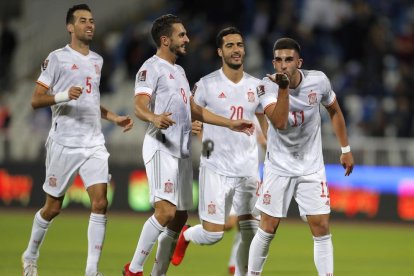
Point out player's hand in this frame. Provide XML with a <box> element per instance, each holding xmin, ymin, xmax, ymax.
<box><xmin>267</xmin><ymin>73</ymin><xmax>289</xmax><ymax>89</ymax></box>
<box><xmin>191</xmin><ymin>120</ymin><xmax>203</xmax><ymax>135</ymax></box>
<box><xmin>116</xmin><ymin>115</ymin><xmax>134</xmax><ymax>132</ymax></box>
<box><xmin>151</xmin><ymin>112</ymin><xmax>176</xmax><ymax>129</ymax></box>
<box><xmin>68</xmin><ymin>86</ymin><xmax>83</xmax><ymax>100</ymax></box>
<box><xmin>229</xmin><ymin>119</ymin><xmax>255</xmax><ymax>136</ymax></box>
<box><xmin>340</xmin><ymin>152</ymin><xmax>354</xmax><ymax>176</ymax></box>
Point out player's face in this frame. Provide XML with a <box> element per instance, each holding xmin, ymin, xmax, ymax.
<box><xmin>219</xmin><ymin>34</ymin><xmax>245</xmax><ymax>70</ymax></box>
<box><xmin>272</xmin><ymin>49</ymin><xmax>302</xmax><ymax>80</ymax></box>
<box><xmin>70</xmin><ymin>10</ymin><xmax>95</xmax><ymax>43</ymax></box>
<box><xmin>169</xmin><ymin>23</ymin><xmax>189</xmax><ymax>57</ymax></box>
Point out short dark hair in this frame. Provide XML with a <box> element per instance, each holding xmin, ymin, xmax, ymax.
<box><xmin>151</xmin><ymin>14</ymin><xmax>183</xmax><ymax>47</ymax></box>
<box><xmin>273</xmin><ymin>37</ymin><xmax>301</xmax><ymax>55</ymax></box>
<box><xmin>216</xmin><ymin>26</ymin><xmax>243</xmax><ymax>48</ymax></box>
<box><xmin>66</xmin><ymin>4</ymin><xmax>91</xmax><ymax>25</ymax></box>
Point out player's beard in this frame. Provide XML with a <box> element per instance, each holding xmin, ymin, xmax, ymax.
<box><xmin>170</xmin><ymin>43</ymin><xmax>187</xmax><ymax>57</ymax></box>
<box><xmin>224</xmin><ymin>55</ymin><xmax>243</xmax><ymax>70</ymax></box>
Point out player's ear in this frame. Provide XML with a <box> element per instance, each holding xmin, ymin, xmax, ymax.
<box><xmin>297</xmin><ymin>58</ymin><xmax>303</xmax><ymax>68</ymax></box>
<box><xmin>67</xmin><ymin>24</ymin><xmax>74</xmax><ymax>34</ymax></box>
<box><xmin>217</xmin><ymin>48</ymin><xmax>223</xmax><ymax>58</ymax></box>
<box><xmin>161</xmin><ymin>36</ymin><xmax>169</xmax><ymax>47</ymax></box>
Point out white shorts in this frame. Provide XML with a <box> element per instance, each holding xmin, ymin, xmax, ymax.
<box><xmin>255</xmin><ymin>167</ymin><xmax>331</xmax><ymax>217</ymax></box>
<box><xmin>43</xmin><ymin>139</ymin><xmax>110</xmax><ymax>197</ymax></box>
<box><xmin>198</xmin><ymin>166</ymin><xmax>260</xmax><ymax>225</ymax></box>
<box><xmin>145</xmin><ymin>151</ymin><xmax>193</xmax><ymax>210</ymax></box>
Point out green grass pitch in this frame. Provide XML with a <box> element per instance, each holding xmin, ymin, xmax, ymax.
<box><xmin>1</xmin><ymin>209</ymin><xmax>413</xmax><ymax>275</ymax></box>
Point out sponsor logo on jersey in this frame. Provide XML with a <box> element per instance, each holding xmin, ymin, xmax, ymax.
<box><xmin>138</xmin><ymin>70</ymin><xmax>147</xmax><ymax>81</ymax></box>
<box><xmin>263</xmin><ymin>193</ymin><xmax>271</xmax><ymax>205</ymax></box>
<box><xmin>218</xmin><ymin>92</ymin><xmax>226</xmax><ymax>98</ymax></box>
<box><xmin>164</xmin><ymin>181</ymin><xmax>173</xmax><ymax>193</ymax></box>
<box><xmin>256</xmin><ymin>85</ymin><xmax>265</xmax><ymax>97</ymax></box>
<box><xmin>41</xmin><ymin>59</ymin><xmax>49</xmax><ymax>71</ymax></box>
<box><xmin>48</xmin><ymin>175</ymin><xmax>57</xmax><ymax>187</ymax></box>
<box><xmin>71</xmin><ymin>64</ymin><xmax>79</xmax><ymax>70</ymax></box>
<box><xmin>191</xmin><ymin>84</ymin><xmax>198</xmax><ymax>96</ymax></box>
<box><xmin>208</xmin><ymin>202</ymin><xmax>216</xmax><ymax>214</ymax></box>
<box><xmin>247</xmin><ymin>91</ymin><xmax>255</xmax><ymax>102</ymax></box>
<box><xmin>308</xmin><ymin>91</ymin><xmax>317</xmax><ymax>105</ymax></box>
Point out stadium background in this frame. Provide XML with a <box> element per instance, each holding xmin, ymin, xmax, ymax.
<box><xmin>1</xmin><ymin>1</ymin><xmax>414</xmax><ymax>221</ymax></box>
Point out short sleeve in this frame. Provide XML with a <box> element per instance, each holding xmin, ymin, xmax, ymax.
<box><xmin>257</xmin><ymin>78</ymin><xmax>277</xmax><ymax>112</ymax></box>
<box><xmin>192</xmin><ymin>79</ymin><xmax>207</xmax><ymax>107</ymax></box>
<box><xmin>37</xmin><ymin>52</ymin><xmax>59</xmax><ymax>89</ymax></box>
<box><xmin>134</xmin><ymin>63</ymin><xmax>157</xmax><ymax>96</ymax></box>
<box><xmin>320</xmin><ymin>74</ymin><xmax>336</xmax><ymax>106</ymax></box>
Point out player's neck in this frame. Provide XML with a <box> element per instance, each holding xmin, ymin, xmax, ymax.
<box><xmin>222</xmin><ymin>64</ymin><xmax>244</xmax><ymax>84</ymax></box>
<box><xmin>156</xmin><ymin>49</ymin><xmax>177</xmax><ymax>65</ymax></box>
<box><xmin>290</xmin><ymin>70</ymin><xmax>302</xmax><ymax>89</ymax></box>
<box><xmin>69</xmin><ymin>40</ymin><xmax>90</xmax><ymax>56</ymax></box>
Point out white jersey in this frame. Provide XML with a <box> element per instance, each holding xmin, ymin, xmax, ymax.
<box><xmin>37</xmin><ymin>45</ymin><xmax>105</xmax><ymax>147</ymax></box>
<box><xmin>135</xmin><ymin>55</ymin><xmax>192</xmax><ymax>163</ymax></box>
<box><xmin>258</xmin><ymin>69</ymin><xmax>336</xmax><ymax>176</ymax></box>
<box><xmin>193</xmin><ymin>69</ymin><xmax>263</xmax><ymax>177</ymax></box>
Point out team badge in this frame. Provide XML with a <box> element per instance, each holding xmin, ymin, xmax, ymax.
<box><xmin>256</xmin><ymin>85</ymin><xmax>265</xmax><ymax>97</ymax></box>
<box><xmin>41</xmin><ymin>59</ymin><xmax>49</xmax><ymax>71</ymax></box>
<box><xmin>48</xmin><ymin>175</ymin><xmax>57</xmax><ymax>187</ymax></box>
<box><xmin>164</xmin><ymin>181</ymin><xmax>173</xmax><ymax>193</ymax></box>
<box><xmin>308</xmin><ymin>91</ymin><xmax>317</xmax><ymax>105</ymax></box>
<box><xmin>208</xmin><ymin>202</ymin><xmax>216</xmax><ymax>215</ymax></box>
<box><xmin>191</xmin><ymin>84</ymin><xmax>198</xmax><ymax>97</ymax></box>
<box><xmin>263</xmin><ymin>193</ymin><xmax>271</xmax><ymax>205</ymax></box>
<box><xmin>247</xmin><ymin>91</ymin><xmax>255</xmax><ymax>102</ymax></box>
<box><xmin>138</xmin><ymin>70</ymin><xmax>147</xmax><ymax>81</ymax></box>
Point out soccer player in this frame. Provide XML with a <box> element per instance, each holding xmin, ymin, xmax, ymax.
<box><xmin>21</xmin><ymin>4</ymin><xmax>133</xmax><ymax>276</ymax></box>
<box><xmin>123</xmin><ymin>16</ymin><xmax>254</xmax><ymax>276</ymax></box>
<box><xmin>170</xmin><ymin>27</ymin><xmax>267</xmax><ymax>276</ymax></box>
<box><xmin>247</xmin><ymin>37</ymin><xmax>354</xmax><ymax>275</ymax></box>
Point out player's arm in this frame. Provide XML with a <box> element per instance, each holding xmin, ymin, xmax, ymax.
<box><xmin>134</xmin><ymin>94</ymin><xmax>175</xmax><ymax>129</ymax></box>
<box><xmin>265</xmin><ymin>73</ymin><xmax>290</xmax><ymax>130</ymax></box>
<box><xmin>31</xmin><ymin>83</ymin><xmax>82</xmax><ymax>109</ymax></box>
<box><xmin>325</xmin><ymin>99</ymin><xmax>354</xmax><ymax>176</ymax></box>
<box><xmin>190</xmin><ymin>97</ymin><xmax>254</xmax><ymax>135</ymax></box>
<box><xmin>100</xmin><ymin>105</ymin><xmax>133</xmax><ymax>133</ymax></box>
<box><xmin>255</xmin><ymin>113</ymin><xmax>268</xmax><ymax>141</ymax></box>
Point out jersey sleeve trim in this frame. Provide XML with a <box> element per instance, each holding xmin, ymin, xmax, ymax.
<box><xmin>263</xmin><ymin>102</ymin><xmax>276</xmax><ymax>113</ymax></box>
<box><xmin>323</xmin><ymin>95</ymin><xmax>336</xmax><ymax>107</ymax></box>
<box><xmin>135</xmin><ymin>92</ymin><xmax>151</xmax><ymax>99</ymax></box>
<box><xmin>134</xmin><ymin>86</ymin><xmax>152</xmax><ymax>95</ymax></box>
<box><xmin>36</xmin><ymin>80</ymin><xmax>50</xmax><ymax>89</ymax></box>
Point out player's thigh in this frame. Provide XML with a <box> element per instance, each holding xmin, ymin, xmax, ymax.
<box><xmin>198</xmin><ymin>166</ymin><xmax>233</xmax><ymax>225</ymax></box>
<box><xmin>145</xmin><ymin>151</ymin><xmax>180</xmax><ymax>207</ymax></box>
<box><xmin>79</xmin><ymin>145</ymin><xmax>110</xmax><ymax>189</ymax></box>
<box><xmin>295</xmin><ymin>168</ymin><xmax>330</xmax><ymax>216</ymax></box>
<box><xmin>42</xmin><ymin>139</ymin><xmax>84</xmax><ymax>197</ymax></box>
<box><xmin>176</xmin><ymin>156</ymin><xmax>193</xmax><ymax>211</ymax></box>
<box><xmin>233</xmin><ymin>176</ymin><xmax>260</xmax><ymax>216</ymax></box>
<box><xmin>255</xmin><ymin>170</ymin><xmax>296</xmax><ymax>218</ymax></box>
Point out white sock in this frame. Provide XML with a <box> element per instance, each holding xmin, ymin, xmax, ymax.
<box><xmin>129</xmin><ymin>215</ymin><xmax>165</xmax><ymax>273</ymax></box>
<box><xmin>184</xmin><ymin>224</ymin><xmax>223</xmax><ymax>245</ymax></box>
<box><xmin>248</xmin><ymin>228</ymin><xmax>275</xmax><ymax>275</ymax></box>
<box><xmin>236</xmin><ymin>220</ymin><xmax>258</xmax><ymax>276</ymax></box>
<box><xmin>85</xmin><ymin>213</ymin><xmax>107</xmax><ymax>275</ymax></box>
<box><xmin>228</xmin><ymin>231</ymin><xmax>241</xmax><ymax>267</ymax></box>
<box><xmin>151</xmin><ymin>228</ymin><xmax>178</xmax><ymax>276</ymax></box>
<box><xmin>23</xmin><ymin>210</ymin><xmax>51</xmax><ymax>260</ymax></box>
<box><xmin>313</xmin><ymin>234</ymin><xmax>334</xmax><ymax>276</ymax></box>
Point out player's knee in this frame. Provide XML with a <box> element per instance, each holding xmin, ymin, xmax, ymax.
<box><xmin>203</xmin><ymin>229</ymin><xmax>224</xmax><ymax>245</ymax></box>
<box><xmin>91</xmin><ymin>197</ymin><xmax>108</xmax><ymax>214</ymax></box>
<box><xmin>41</xmin><ymin>206</ymin><xmax>61</xmax><ymax>220</ymax></box>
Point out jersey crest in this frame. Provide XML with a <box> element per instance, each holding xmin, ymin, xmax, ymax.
<box><xmin>308</xmin><ymin>91</ymin><xmax>317</xmax><ymax>105</ymax></box>
<box><xmin>247</xmin><ymin>91</ymin><xmax>255</xmax><ymax>102</ymax></box>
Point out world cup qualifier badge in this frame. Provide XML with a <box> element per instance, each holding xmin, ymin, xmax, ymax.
<box><xmin>41</xmin><ymin>59</ymin><xmax>49</xmax><ymax>71</ymax></box>
<box><xmin>256</xmin><ymin>85</ymin><xmax>265</xmax><ymax>97</ymax></box>
<box><xmin>138</xmin><ymin>70</ymin><xmax>147</xmax><ymax>81</ymax></box>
